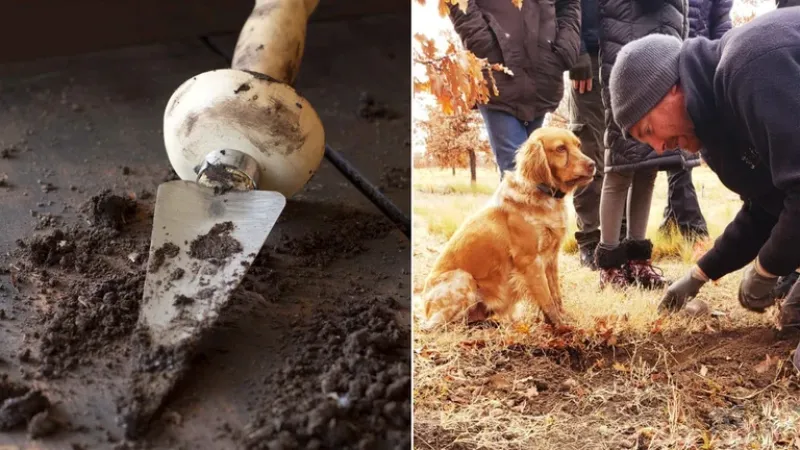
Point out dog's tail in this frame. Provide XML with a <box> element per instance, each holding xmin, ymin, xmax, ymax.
<box><xmin>418</xmin><ymin>269</ymin><xmax>483</xmax><ymax>330</ymax></box>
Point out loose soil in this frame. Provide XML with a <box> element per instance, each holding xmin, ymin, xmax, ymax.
<box><xmin>0</xmin><ymin>375</ymin><xmax>56</xmax><ymax>437</ymax></box>
<box><xmin>414</xmin><ymin>322</ymin><xmax>800</xmax><ymax>449</ymax></box>
<box><xmin>6</xmin><ymin>189</ymin><xmax>410</xmax><ymax>448</ymax></box>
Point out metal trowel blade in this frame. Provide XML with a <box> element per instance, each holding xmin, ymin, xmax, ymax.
<box><xmin>119</xmin><ymin>179</ymin><xmax>285</xmax><ymax>438</ymax></box>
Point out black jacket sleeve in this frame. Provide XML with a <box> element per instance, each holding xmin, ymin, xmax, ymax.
<box><xmin>726</xmin><ymin>47</ymin><xmax>800</xmax><ymax>276</ymax></box>
<box><xmin>697</xmin><ymin>199</ymin><xmax>777</xmax><ymax>281</ymax></box>
<box><xmin>447</xmin><ymin>0</ymin><xmax>499</xmax><ymax>60</ymax></box>
<box><xmin>553</xmin><ymin>0</ymin><xmax>582</xmax><ymax>69</ymax></box>
<box><xmin>709</xmin><ymin>0</ymin><xmax>733</xmax><ymax>39</ymax></box>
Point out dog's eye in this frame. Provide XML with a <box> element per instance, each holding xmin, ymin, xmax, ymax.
<box><xmin>557</xmin><ymin>145</ymin><xmax>567</xmax><ymax>153</ymax></box>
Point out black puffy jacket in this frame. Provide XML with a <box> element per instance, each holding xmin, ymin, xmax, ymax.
<box><xmin>448</xmin><ymin>0</ymin><xmax>582</xmax><ymax>122</ymax></box>
<box><xmin>599</xmin><ymin>0</ymin><xmax>699</xmax><ymax>173</ymax></box>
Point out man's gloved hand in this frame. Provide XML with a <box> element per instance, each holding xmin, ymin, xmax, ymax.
<box><xmin>738</xmin><ymin>258</ymin><xmax>778</xmax><ymax>312</ymax></box>
<box><xmin>568</xmin><ymin>53</ymin><xmax>592</xmax><ymax>94</ymax></box>
<box><xmin>658</xmin><ymin>266</ymin><xmax>707</xmax><ymax>313</ymax></box>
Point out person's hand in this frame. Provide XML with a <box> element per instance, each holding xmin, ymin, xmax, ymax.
<box><xmin>738</xmin><ymin>258</ymin><xmax>778</xmax><ymax>312</ymax></box>
<box><xmin>568</xmin><ymin>53</ymin><xmax>593</xmax><ymax>95</ymax></box>
<box><xmin>658</xmin><ymin>266</ymin><xmax>708</xmax><ymax>313</ymax></box>
<box><xmin>571</xmin><ymin>78</ymin><xmax>592</xmax><ymax>94</ymax></box>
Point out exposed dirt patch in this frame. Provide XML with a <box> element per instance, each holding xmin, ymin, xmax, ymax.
<box><xmin>414</xmin><ymin>324</ymin><xmax>800</xmax><ymax>449</ymax></box>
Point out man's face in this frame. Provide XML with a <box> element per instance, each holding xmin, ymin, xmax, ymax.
<box><xmin>629</xmin><ymin>85</ymin><xmax>702</xmax><ymax>154</ymax></box>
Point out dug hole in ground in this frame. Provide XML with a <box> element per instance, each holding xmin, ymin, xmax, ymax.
<box><xmin>412</xmin><ymin>165</ymin><xmax>800</xmax><ymax>449</ymax></box>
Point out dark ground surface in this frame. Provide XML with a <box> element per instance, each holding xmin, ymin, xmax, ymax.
<box><xmin>0</xmin><ymin>12</ymin><xmax>410</xmax><ymax>449</ymax></box>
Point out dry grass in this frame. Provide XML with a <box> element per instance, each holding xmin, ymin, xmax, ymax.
<box><xmin>412</xmin><ymin>165</ymin><xmax>800</xmax><ymax>450</ymax></box>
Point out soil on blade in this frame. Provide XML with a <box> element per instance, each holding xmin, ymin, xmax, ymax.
<box><xmin>188</xmin><ymin>221</ymin><xmax>243</xmax><ymax>263</ymax></box>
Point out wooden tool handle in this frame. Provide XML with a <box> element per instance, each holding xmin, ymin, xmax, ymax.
<box><xmin>232</xmin><ymin>0</ymin><xmax>319</xmax><ymax>84</ymax></box>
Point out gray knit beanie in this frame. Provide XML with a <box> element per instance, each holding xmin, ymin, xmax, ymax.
<box><xmin>609</xmin><ymin>34</ymin><xmax>682</xmax><ymax>135</ymax></box>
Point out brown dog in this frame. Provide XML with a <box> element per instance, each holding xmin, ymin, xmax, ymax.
<box><xmin>419</xmin><ymin>127</ymin><xmax>596</xmax><ymax>330</ymax></box>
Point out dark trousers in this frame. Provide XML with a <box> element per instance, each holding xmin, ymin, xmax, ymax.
<box><xmin>477</xmin><ymin>106</ymin><xmax>545</xmax><ymax>177</ymax></box>
<box><xmin>565</xmin><ymin>53</ymin><xmax>604</xmax><ymax>249</ymax></box>
<box><xmin>661</xmin><ymin>167</ymin><xmax>708</xmax><ymax>237</ymax></box>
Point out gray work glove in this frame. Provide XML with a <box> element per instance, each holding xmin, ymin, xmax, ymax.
<box><xmin>658</xmin><ymin>267</ymin><xmax>707</xmax><ymax>313</ymax></box>
<box><xmin>738</xmin><ymin>261</ymin><xmax>778</xmax><ymax>312</ymax></box>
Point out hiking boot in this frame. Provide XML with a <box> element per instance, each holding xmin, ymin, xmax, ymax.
<box><xmin>599</xmin><ymin>266</ymin><xmax>630</xmax><ymax>289</ymax></box>
<box><xmin>624</xmin><ymin>239</ymin><xmax>669</xmax><ymax>290</ymax></box>
<box><xmin>595</xmin><ymin>244</ymin><xmax>631</xmax><ymax>289</ymax></box>
<box><xmin>773</xmin><ymin>271</ymin><xmax>800</xmax><ymax>300</ymax></box>
<box><xmin>579</xmin><ymin>242</ymin><xmax>599</xmax><ymax>271</ymax></box>
<box><xmin>778</xmin><ymin>302</ymin><xmax>800</xmax><ymax>331</ymax></box>
<box><xmin>628</xmin><ymin>259</ymin><xmax>669</xmax><ymax>289</ymax></box>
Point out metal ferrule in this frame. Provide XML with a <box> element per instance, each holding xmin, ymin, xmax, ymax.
<box><xmin>196</xmin><ymin>149</ymin><xmax>260</xmax><ymax>192</ymax></box>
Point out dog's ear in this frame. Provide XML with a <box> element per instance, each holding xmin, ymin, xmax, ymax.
<box><xmin>518</xmin><ymin>135</ymin><xmax>554</xmax><ymax>185</ymax></box>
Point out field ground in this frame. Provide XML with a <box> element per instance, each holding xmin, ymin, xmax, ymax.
<box><xmin>412</xmin><ymin>166</ymin><xmax>800</xmax><ymax>449</ymax></box>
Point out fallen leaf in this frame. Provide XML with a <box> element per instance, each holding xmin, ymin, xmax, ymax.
<box><xmin>754</xmin><ymin>354</ymin><xmax>778</xmax><ymax>374</ymax></box>
<box><xmin>700</xmin><ymin>365</ymin><xmax>708</xmax><ymax>377</ymax></box>
<box><xmin>459</xmin><ymin>339</ymin><xmax>486</xmax><ymax>349</ymax></box>
<box><xmin>488</xmin><ymin>374</ymin><xmax>511</xmax><ymax>390</ymax></box>
<box><xmin>613</xmin><ymin>362</ymin><xmax>628</xmax><ymax>372</ymax></box>
<box><xmin>513</xmin><ymin>322</ymin><xmax>530</xmax><ymax>334</ymax></box>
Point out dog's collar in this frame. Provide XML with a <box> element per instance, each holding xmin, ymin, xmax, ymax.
<box><xmin>536</xmin><ymin>183</ymin><xmax>566</xmax><ymax>198</ymax></box>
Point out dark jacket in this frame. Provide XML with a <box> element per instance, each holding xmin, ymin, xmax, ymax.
<box><xmin>448</xmin><ymin>0</ymin><xmax>582</xmax><ymax>122</ymax></box>
<box><xmin>599</xmin><ymin>0</ymin><xmax>698</xmax><ymax>173</ymax></box>
<box><xmin>688</xmin><ymin>0</ymin><xmax>733</xmax><ymax>39</ymax></box>
<box><xmin>568</xmin><ymin>0</ymin><xmax>600</xmax><ymax>81</ymax></box>
<box><xmin>679</xmin><ymin>8</ymin><xmax>800</xmax><ymax>279</ymax></box>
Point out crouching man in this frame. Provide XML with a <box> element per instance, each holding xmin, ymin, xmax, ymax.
<box><xmin>606</xmin><ymin>7</ymin><xmax>800</xmax><ymax>370</ymax></box>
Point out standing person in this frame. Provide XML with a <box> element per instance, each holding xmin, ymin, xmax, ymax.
<box><xmin>593</xmin><ymin>0</ymin><xmax>694</xmax><ymax>289</ymax></box>
<box><xmin>606</xmin><ymin>8</ymin><xmax>800</xmax><ymax>369</ymax></box>
<box><xmin>566</xmin><ymin>0</ymin><xmax>605</xmax><ymax>270</ymax></box>
<box><xmin>658</xmin><ymin>0</ymin><xmax>732</xmax><ymax>240</ymax></box>
<box><xmin>446</xmin><ymin>0</ymin><xmax>582</xmax><ymax>178</ymax></box>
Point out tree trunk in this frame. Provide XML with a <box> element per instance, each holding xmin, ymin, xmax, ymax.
<box><xmin>469</xmin><ymin>150</ymin><xmax>477</xmax><ymax>184</ymax></box>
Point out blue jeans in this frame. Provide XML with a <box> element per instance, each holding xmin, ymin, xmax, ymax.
<box><xmin>478</xmin><ymin>106</ymin><xmax>545</xmax><ymax>178</ymax></box>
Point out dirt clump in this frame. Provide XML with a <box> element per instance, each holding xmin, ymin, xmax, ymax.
<box><xmin>148</xmin><ymin>242</ymin><xmax>180</xmax><ymax>273</ymax></box>
<box><xmin>11</xmin><ymin>191</ymin><xmax>150</xmax><ymax>377</ymax></box>
<box><xmin>0</xmin><ymin>376</ymin><xmax>52</xmax><ymax>432</ymax></box>
<box><xmin>189</xmin><ymin>222</ymin><xmax>243</xmax><ymax>263</ymax></box>
<box><xmin>243</xmin><ymin>295</ymin><xmax>410</xmax><ymax>450</ymax></box>
<box><xmin>85</xmin><ymin>190</ymin><xmax>137</xmax><ymax>230</ymax></box>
